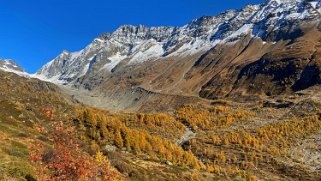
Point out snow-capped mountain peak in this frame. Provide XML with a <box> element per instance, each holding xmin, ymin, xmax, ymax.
<box><xmin>0</xmin><ymin>59</ymin><xmax>29</xmax><ymax>77</ymax></box>
<box><xmin>34</xmin><ymin>0</ymin><xmax>321</xmax><ymax>85</ymax></box>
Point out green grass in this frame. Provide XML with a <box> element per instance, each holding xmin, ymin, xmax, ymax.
<box><xmin>0</xmin><ymin>157</ymin><xmax>36</xmax><ymax>180</ymax></box>
<box><xmin>2</xmin><ymin>141</ymin><xmax>29</xmax><ymax>159</ymax></box>
<box><xmin>0</xmin><ymin>140</ymin><xmax>36</xmax><ymax>180</ymax></box>
<box><xmin>0</xmin><ymin>123</ymin><xmax>21</xmax><ymax>136</ymax></box>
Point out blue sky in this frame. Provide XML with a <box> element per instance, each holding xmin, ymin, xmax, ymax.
<box><xmin>0</xmin><ymin>0</ymin><xmax>262</xmax><ymax>73</ymax></box>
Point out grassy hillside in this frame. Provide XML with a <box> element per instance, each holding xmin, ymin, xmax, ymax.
<box><xmin>0</xmin><ymin>71</ymin><xmax>123</xmax><ymax>180</ymax></box>
<box><xmin>1</xmin><ymin>70</ymin><xmax>321</xmax><ymax>180</ymax></box>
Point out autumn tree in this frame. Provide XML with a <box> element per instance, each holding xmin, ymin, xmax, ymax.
<box><xmin>29</xmin><ymin>121</ymin><xmax>118</xmax><ymax>180</ymax></box>
<box><xmin>114</xmin><ymin>129</ymin><xmax>124</xmax><ymax>148</ymax></box>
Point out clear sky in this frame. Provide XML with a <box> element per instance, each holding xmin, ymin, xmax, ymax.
<box><xmin>0</xmin><ymin>0</ymin><xmax>263</xmax><ymax>73</ymax></box>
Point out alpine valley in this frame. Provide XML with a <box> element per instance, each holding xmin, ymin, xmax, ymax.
<box><xmin>2</xmin><ymin>0</ymin><xmax>321</xmax><ymax>180</ymax></box>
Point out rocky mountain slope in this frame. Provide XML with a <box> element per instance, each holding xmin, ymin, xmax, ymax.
<box><xmin>34</xmin><ymin>0</ymin><xmax>321</xmax><ymax>111</ymax></box>
<box><xmin>0</xmin><ymin>59</ymin><xmax>28</xmax><ymax>77</ymax></box>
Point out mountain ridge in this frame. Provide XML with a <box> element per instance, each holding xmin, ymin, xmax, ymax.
<box><xmin>3</xmin><ymin>0</ymin><xmax>321</xmax><ymax>112</ymax></box>
<box><xmin>34</xmin><ymin>0</ymin><xmax>321</xmax><ymax>84</ymax></box>
<box><xmin>0</xmin><ymin>59</ymin><xmax>29</xmax><ymax>77</ymax></box>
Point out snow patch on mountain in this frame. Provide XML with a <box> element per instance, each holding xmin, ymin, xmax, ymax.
<box><xmin>129</xmin><ymin>42</ymin><xmax>164</xmax><ymax>64</ymax></box>
<box><xmin>0</xmin><ymin>59</ymin><xmax>29</xmax><ymax>77</ymax></box>
<box><xmin>103</xmin><ymin>53</ymin><xmax>127</xmax><ymax>71</ymax></box>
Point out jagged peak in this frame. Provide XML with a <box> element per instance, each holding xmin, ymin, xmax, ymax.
<box><xmin>55</xmin><ymin>50</ymin><xmax>71</xmax><ymax>59</ymax></box>
<box><xmin>0</xmin><ymin>59</ymin><xmax>22</xmax><ymax>68</ymax></box>
<box><xmin>0</xmin><ymin>58</ymin><xmax>28</xmax><ymax>76</ymax></box>
<box><xmin>242</xmin><ymin>3</ymin><xmax>260</xmax><ymax>11</ymax></box>
<box><xmin>263</xmin><ymin>0</ymin><xmax>305</xmax><ymax>5</ymax></box>
<box><xmin>116</xmin><ymin>24</ymin><xmax>174</xmax><ymax>30</ymax></box>
<box><xmin>62</xmin><ymin>50</ymin><xmax>70</xmax><ymax>55</ymax></box>
<box><xmin>189</xmin><ymin>16</ymin><xmax>217</xmax><ymax>25</ymax></box>
<box><xmin>0</xmin><ymin>58</ymin><xmax>14</xmax><ymax>62</ymax></box>
<box><xmin>114</xmin><ymin>24</ymin><xmax>150</xmax><ymax>34</ymax></box>
<box><xmin>113</xmin><ymin>24</ymin><xmax>175</xmax><ymax>36</ymax></box>
<box><xmin>97</xmin><ymin>25</ymin><xmax>176</xmax><ymax>41</ymax></box>
<box><xmin>97</xmin><ymin>33</ymin><xmax>112</xmax><ymax>40</ymax></box>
